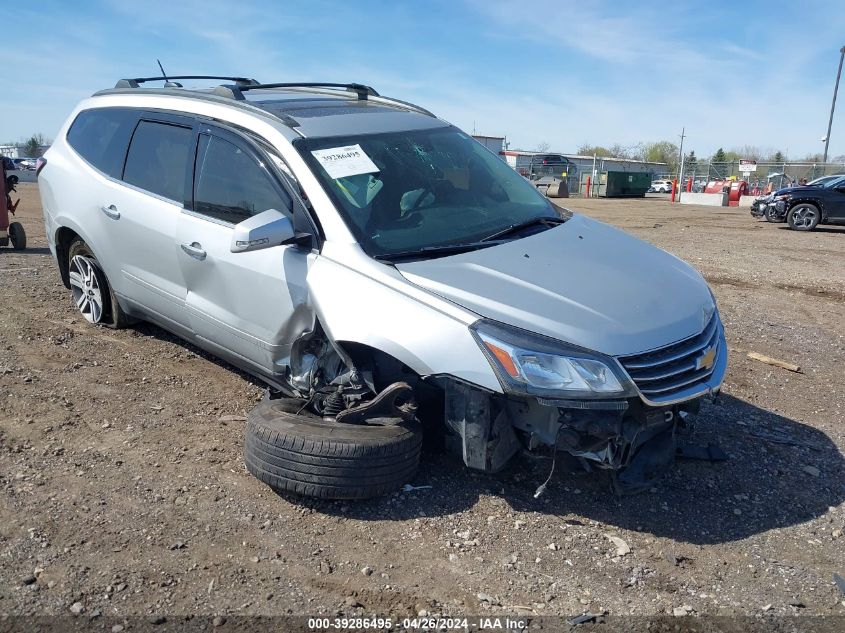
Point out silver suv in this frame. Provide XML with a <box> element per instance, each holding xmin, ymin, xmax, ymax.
<box><xmin>39</xmin><ymin>76</ymin><xmax>726</xmax><ymax>499</ymax></box>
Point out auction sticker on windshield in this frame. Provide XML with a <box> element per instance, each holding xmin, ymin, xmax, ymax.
<box><xmin>311</xmin><ymin>144</ymin><xmax>379</xmax><ymax>179</ymax></box>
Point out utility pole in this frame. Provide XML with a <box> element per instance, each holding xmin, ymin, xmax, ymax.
<box><xmin>677</xmin><ymin>127</ymin><xmax>686</xmax><ymax>199</ymax></box>
<box><xmin>823</xmin><ymin>46</ymin><xmax>845</xmax><ymax>164</ymax></box>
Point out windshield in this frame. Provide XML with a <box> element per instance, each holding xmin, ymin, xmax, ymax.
<box><xmin>296</xmin><ymin>127</ymin><xmax>562</xmax><ymax>257</ymax></box>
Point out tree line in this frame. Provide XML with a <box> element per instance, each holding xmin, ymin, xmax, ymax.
<box><xmin>3</xmin><ymin>133</ymin><xmax>50</xmax><ymax>158</ymax></box>
<box><xmin>570</xmin><ymin>141</ymin><xmax>845</xmax><ymax>173</ymax></box>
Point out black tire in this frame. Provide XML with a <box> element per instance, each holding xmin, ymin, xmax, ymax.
<box><xmin>787</xmin><ymin>203</ymin><xmax>820</xmax><ymax>231</ymax></box>
<box><xmin>764</xmin><ymin>206</ymin><xmax>782</xmax><ymax>222</ymax></box>
<box><xmin>67</xmin><ymin>238</ymin><xmax>133</xmax><ymax>328</ymax></box>
<box><xmin>244</xmin><ymin>398</ymin><xmax>422</xmax><ymax>500</ymax></box>
<box><xmin>9</xmin><ymin>222</ymin><xmax>25</xmax><ymax>250</ymax></box>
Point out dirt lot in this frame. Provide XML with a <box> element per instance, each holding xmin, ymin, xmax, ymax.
<box><xmin>1</xmin><ymin>184</ymin><xmax>844</xmax><ymax>623</ymax></box>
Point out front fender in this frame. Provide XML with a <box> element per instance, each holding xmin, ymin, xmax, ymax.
<box><xmin>307</xmin><ymin>248</ymin><xmax>502</xmax><ymax>393</ymax></box>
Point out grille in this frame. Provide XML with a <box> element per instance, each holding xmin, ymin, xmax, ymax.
<box><xmin>618</xmin><ymin>317</ymin><xmax>720</xmax><ymax>403</ymax></box>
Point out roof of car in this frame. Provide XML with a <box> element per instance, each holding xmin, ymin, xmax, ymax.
<box><xmin>93</xmin><ymin>78</ymin><xmax>448</xmax><ymax>139</ymax></box>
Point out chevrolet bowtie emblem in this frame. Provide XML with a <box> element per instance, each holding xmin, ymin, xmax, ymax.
<box><xmin>696</xmin><ymin>346</ymin><xmax>717</xmax><ymax>371</ymax></box>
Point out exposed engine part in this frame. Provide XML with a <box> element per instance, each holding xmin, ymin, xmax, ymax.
<box><xmin>335</xmin><ymin>382</ymin><xmax>417</xmax><ymax>425</ymax></box>
<box><xmin>320</xmin><ymin>387</ymin><xmax>346</xmax><ymax>418</ymax></box>
<box><xmin>285</xmin><ymin>327</ymin><xmax>375</xmax><ymax>419</ymax></box>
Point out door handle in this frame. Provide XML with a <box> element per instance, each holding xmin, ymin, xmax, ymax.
<box><xmin>180</xmin><ymin>242</ymin><xmax>207</xmax><ymax>260</ymax></box>
<box><xmin>100</xmin><ymin>204</ymin><xmax>120</xmax><ymax>220</ymax></box>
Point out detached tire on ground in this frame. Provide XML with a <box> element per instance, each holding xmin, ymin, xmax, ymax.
<box><xmin>244</xmin><ymin>398</ymin><xmax>423</xmax><ymax>500</ymax></box>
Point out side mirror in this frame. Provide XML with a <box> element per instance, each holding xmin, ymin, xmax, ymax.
<box><xmin>230</xmin><ymin>209</ymin><xmax>296</xmax><ymax>253</ymax></box>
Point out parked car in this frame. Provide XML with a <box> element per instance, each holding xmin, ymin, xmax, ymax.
<box><xmin>39</xmin><ymin>76</ymin><xmax>726</xmax><ymax>499</ymax></box>
<box><xmin>751</xmin><ymin>175</ymin><xmax>845</xmax><ymax>230</ymax></box>
<box><xmin>649</xmin><ymin>179</ymin><xmax>673</xmax><ymax>193</ymax></box>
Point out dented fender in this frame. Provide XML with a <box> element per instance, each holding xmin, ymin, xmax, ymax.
<box><xmin>307</xmin><ymin>243</ymin><xmax>502</xmax><ymax>393</ymax></box>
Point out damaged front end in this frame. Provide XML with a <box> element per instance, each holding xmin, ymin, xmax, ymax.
<box><xmin>283</xmin><ymin>325</ymin><xmax>418</xmax><ymax>423</ymax></box>
<box><xmin>441</xmin><ymin>316</ymin><xmax>727</xmax><ymax>493</ymax></box>
<box><xmin>442</xmin><ymin>380</ymin><xmax>707</xmax><ymax>494</ymax></box>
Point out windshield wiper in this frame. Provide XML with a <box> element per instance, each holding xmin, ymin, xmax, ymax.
<box><xmin>374</xmin><ymin>241</ymin><xmax>503</xmax><ymax>262</ymax></box>
<box><xmin>481</xmin><ymin>215</ymin><xmax>566</xmax><ymax>242</ymax></box>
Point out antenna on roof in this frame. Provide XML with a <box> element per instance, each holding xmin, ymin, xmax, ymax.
<box><xmin>156</xmin><ymin>60</ymin><xmax>183</xmax><ymax>88</ymax></box>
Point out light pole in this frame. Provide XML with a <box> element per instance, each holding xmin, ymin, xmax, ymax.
<box><xmin>676</xmin><ymin>127</ymin><xmax>686</xmax><ymax>199</ymax></box>
<box><xmin>822</xmin><ymin>46</ymin><xmax>845</xmax><ymax>165</ymax></box>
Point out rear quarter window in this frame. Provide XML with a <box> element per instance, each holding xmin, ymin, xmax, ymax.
<box><xmin>66</xmin><ymin>108</ymin><xmax>137</xmax><ymax>178</ymax></box>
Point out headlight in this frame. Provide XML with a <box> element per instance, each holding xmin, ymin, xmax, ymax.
<box><xmin>471</xmin><ymin>320</ymin><xmax>634</xmax><ymax>399</ymax></box>
<box><xmin>774</xmin><ymin>194</ymin><xmax>790</xmax><ymax>201</ymax></box>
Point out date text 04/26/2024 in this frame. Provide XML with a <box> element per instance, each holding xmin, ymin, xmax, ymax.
<box><xmin>307</xmin><ymin>617</ymin><xmax>528</xmax><ymax>630</ymax></box>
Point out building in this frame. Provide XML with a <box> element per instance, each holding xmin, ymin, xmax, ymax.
<box><xmin>472</xmin><ymin>135</ymin><xmax>506</xmax><ymax>155</ymax></box>
<box><xmin>0</xmin><ymin>145</ymin><xmax>18</xmax><ymax>159</ymax></box>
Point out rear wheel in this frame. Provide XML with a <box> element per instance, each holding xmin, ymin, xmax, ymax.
<box><xmin>244</xmin><ymin>397</ymin><xmax>423</xmax><ymax>500</ymax></box>
<box><xmin>787</xmin><ymin>203</ymin><xmax>820</xmax><ymax>231</ymax></box>
<box><xmin>67</xmin><ymin>238</ymin><xmax>131</xmax><ymax>328</ymax></box>
<box><xmin>9</xmin><ymin>222</ymin><xmax>25</xmax><ymax>250</ymax></box>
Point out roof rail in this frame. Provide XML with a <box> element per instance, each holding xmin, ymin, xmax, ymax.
<box><xmin>115</xmin><ymin>75</ymin><xmax>260</xmax><ymax>89</ymax></box>
<box><xmin>220</xmin><ymin>82</ymin><xmax>379</xmax><ymax>101</ymax></box>
<box><xmin>216</xmin><ymin>81</ymin><xmax>435</xmax><ymax>117</ymax></box>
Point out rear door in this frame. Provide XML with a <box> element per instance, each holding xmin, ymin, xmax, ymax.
<box><xmin>98</xmin><ymin>113</ymin><xmax>195</xmax><ymax>333</ymax></box>
<box><xmin>175</xmin><ymin>124</ymin><xmax>312</xmax><ymax>378</ymax></box>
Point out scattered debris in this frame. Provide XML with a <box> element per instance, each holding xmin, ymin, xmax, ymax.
<box><xmin>801</xmin><ymin>465</ymin><xmax>821</xmax><ymax>477</ymax></box>
<box><xmin>747</xmin><ymin>351</ymin><xmax>801</xmax><ymax>373</ymax></box>
<box><xmin>676</xmin><ymin>442</ymin><xmax>728</xmax><ymax>462</ymax></box>
<box><xmin>746</xmin><ymin>429</ymin><xmax>823</xmax><ymax>451</ymax></box>
<box><xmin>606</xmin><ymin>535</ymin><xmax>631</xmax><ymax>557</ymax></box>
<box><xmin>401</xmin><ymin>484</ymin><xmax>432</xmax><ymax>492</ymax></box>
<box><xmin>834</xmin><ymin>573</ymin><xmax>845</xmax><ymax>596</ymax></box>
<box><xmin>663</xmin><ymin>552</ymin><xmax>688</xmax><ymax>567</ymax></box>
<box><xmin>219</xmin><ymin>414</ymin><xmax>247</xmax><ymax>422</ymax></box>
<box><xmin>567</xmin><ymin>612</ymin><xmax>603</xmax><ymax>626</ymax></box>
<box><xmin>672</xmin><ymin>605</ymin><xmax>693</xmax><ymax>616</ymax></box>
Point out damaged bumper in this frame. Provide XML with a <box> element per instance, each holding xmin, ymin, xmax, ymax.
<box><xmin>443</xmin><ymin>318</ymin><xmax>727</xmax><ymax>491</ymax></box>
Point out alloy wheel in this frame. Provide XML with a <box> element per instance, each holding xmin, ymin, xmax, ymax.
<box><xmin>790</xmin><ymin>205</ymin><xmax>817</xmax><ymax>229</ymax></box>
<box><xmin>68</xmin><ymin>255</ymin><xmax>105</xmax><ymax>323</ymax></box>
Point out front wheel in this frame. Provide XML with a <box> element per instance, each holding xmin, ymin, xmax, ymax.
<box><xmin>9</xmin><ymin>222</ymin><xmax>25</xmax><ymax>250</ymax></box>
<box><xmin>787</xmin><ymin>204</ymin><xmax>820</xmax><ymax>231</ymax></box>
<box><xmin>765</xmin><ymin>206</ymin><xmax>782</xmax><ymax>222</ymax></box>
<box><xmin>67</xmin><ymin>238</ymin><xmax>132</xmax><ymax>328</ymax></box>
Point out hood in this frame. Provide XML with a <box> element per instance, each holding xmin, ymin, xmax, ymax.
<box><xmin>397</xmin><ymin>215</ymin><xmax>715</xmax><ymax>357</ymax></box>
<box><xmin>775</xmin><ymin>185</ymin><xmax>822</xmax><ymax>196</ymax></box>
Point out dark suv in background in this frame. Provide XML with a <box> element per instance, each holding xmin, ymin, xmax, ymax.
<box><xmin>762</xmin><ymin>175</ymin><xmax>845</xmax><ymax>231</ymax></box>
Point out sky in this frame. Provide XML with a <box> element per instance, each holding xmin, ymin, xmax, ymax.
<box><xmin>3</xmin><ymin>0</ymin><xmax>845</xmax><ymax>160</ymax></box>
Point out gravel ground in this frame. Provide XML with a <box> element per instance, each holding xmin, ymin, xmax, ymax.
<box><xmin>1</xmin><ymin>184</ymin><xmax>844</xmax><ymax>624</ymax></box>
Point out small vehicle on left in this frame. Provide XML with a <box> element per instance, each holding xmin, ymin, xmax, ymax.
<box><xmin>1</xmin><ymin>156</ymin><xmax>26</xmax><ymax>250</ymax></box>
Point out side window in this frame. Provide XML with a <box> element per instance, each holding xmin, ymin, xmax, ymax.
<box><xmin>123</xmin><ymin>120</ymin><xmax>192</xmax><ymax>202</ymax></box>
<box><xmin>66</xmin><ymin>108</ymin><xmax>137</xmax><ymax>178</ymax></box>
<box><xmin>193</xmin><ymin>134</ymin><xmax>292</xmax><ymax>224</ymax></box>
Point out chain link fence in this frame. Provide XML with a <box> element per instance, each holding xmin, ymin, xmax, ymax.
<box><xmin>665</xmin><ymin>160</ymin><xmax>845</xmax><ymax>194</ymax></box>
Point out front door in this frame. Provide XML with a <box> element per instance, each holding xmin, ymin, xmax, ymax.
<box><xmin>175</xmin><ymin>126</ymin><xmax>313</xmax><ymax>379</ymax></box>
<box><xmin>826</xmin><ymin>178</ymin><xmax>845</xmax><ymax>221</ymax></box>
